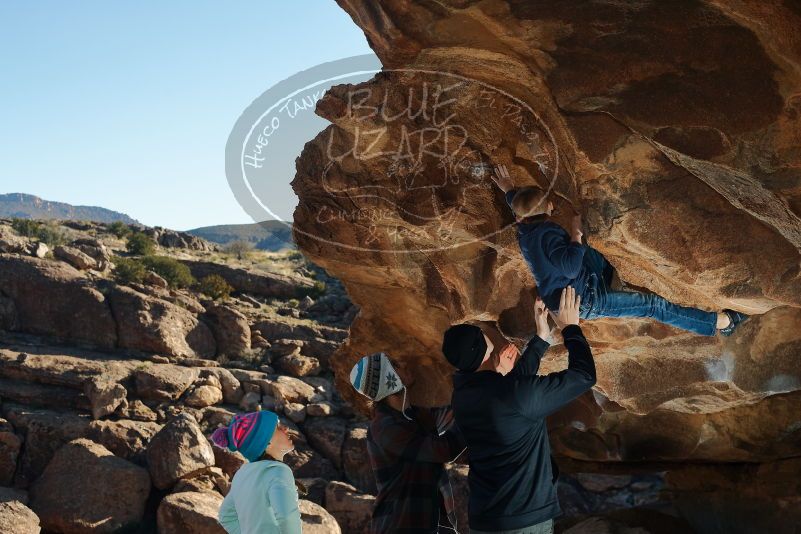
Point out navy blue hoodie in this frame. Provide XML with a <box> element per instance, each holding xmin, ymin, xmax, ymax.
<box><xmin>505</xmin><ymin>190</ymin><xmax>588</xmax><ymax>311</ymax></box>
<box><xmin>451</xmin><ymin>325</ymin><xmax>595</xmax><ymax>531</ymax></box>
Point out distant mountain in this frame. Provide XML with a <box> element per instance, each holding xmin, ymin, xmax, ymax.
<box><xmin>186</xmin><ymin>220</ymin><xmax>294</xmax><ymax>251</ymax></box>
<box><xmin>0</xmin><ymin>193</ymin><xmax>139</xmax><ymax>224</ymax></box>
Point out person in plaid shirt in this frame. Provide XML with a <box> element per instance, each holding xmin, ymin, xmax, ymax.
<box><xmin>351</xmin><ymin>352</ymin><xmax>467</xmax><ymax>533</ymax></box>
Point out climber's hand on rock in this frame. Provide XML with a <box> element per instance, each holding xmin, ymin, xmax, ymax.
<box><xmin>549</xmin><ymin>286</ymin><xmax>581</xmax><ymax>329</ymax></box>
<box><xmin>492</xmin><ymin>164</ymin><xmax>514</xmax><ymax>193</ymax></box>
<box><xmin>570</xmin><ymin>214</ymin><xmax>583</xmax><ymax>244</ymax></box>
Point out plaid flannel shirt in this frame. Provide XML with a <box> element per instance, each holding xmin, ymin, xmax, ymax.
<box><xmin>367</xmin><ymin>403</ymin><xmax>467</xmax><ymax>533</ymax></box>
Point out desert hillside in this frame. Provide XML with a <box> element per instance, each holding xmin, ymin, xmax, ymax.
<box><xmin>0</xmin><ymin>216</ymin><xmax>370</xmax><ymax>532</ymax></box>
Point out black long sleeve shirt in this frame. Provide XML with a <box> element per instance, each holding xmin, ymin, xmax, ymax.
<box><xmin>451</xmin><ymin>325</ymin><xmax>596</xmax><ymax>531</ymax></box>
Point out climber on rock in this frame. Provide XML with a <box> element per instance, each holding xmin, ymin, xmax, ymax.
<box><xmin>443</xmin><ymin>286</ymin><xmax>595</xmax><ymax>533</ymax></box>
<box><xmin>350</xmin><ymin>352</ymin><xmax>467</xmax><ymax>533</ymax></box>
<box><xmin>490</xmin><ymin>163</ymin><xmax>749</xmax><ymax>337</ymax></box>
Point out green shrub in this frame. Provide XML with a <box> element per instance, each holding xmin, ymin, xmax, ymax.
<box><xmin>108</xmin><ymin>221</ymin><xmax>131</xmax><ymax>238</ymax></box>
<box><xmin>113</xmin><ymin>256</ymin><xmax>147</xmax><ymax>285</ymax></box>
<box><xmin>37</xmin><ymin>222</ymin><xmax>69</xmax><ymax>247</ymax></box>
<box><xmin>236</xmin><ymin>347</ymin><xmax>267</xmax><ymax>367</ymax></box>
<box><xmin>197</xmin><ymin>274</ymin><xmax>234</xmax><ymax>300</ymax></box>
<box><xmin>286</xmin><ymin>250</ymin><xmax>304</xmax><ymax>261</ymax></box>
<box><xmin>134</xmin><ymin>361</ymin><xmax>152</xmax><ymax>372</ymax></box>
<box><xmin>223</xmin><ymin>240</ymin><xmax>254</xmax><ymax>260</ymax></box>
<box><xmin>287</xmin><ymin>298</ymin><xmax>300</xmax><ymax>308</ymax></box>
<box><xmin>308</xmin><ymin>280</ymin><xmax>326</xmax><ymax>298</ymax></box>
<box><xmin>141</xmin><ymin>256</ymin><xmax>195</xmax><ymax>289</ymax></box>
<box><xmin>126</xmin><ymin>232</ymin><xmax>157</xmax><ymax>256</ymax></box>
<box><xmin>10</xmin><ymin>218</ymin><xmax>68</xmax><ymax>247</ymax></box>
<box><xmin>11</xmin><ymin>218</ymin><xmax>39</xmax><ymax>237</ymax></box>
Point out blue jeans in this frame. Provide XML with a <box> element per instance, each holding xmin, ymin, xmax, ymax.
<box><xmin>577</xmin><ymin>249</ymin><xmax>718</xmax><ymax>336</ymax></box>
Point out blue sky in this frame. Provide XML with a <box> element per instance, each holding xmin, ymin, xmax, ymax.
<box><xmin>0</xmin><ymin>1</ymin><xmax>375</xmax><ymax>230</ymax></box>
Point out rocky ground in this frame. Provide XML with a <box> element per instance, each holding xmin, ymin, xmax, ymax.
<box><xmin>0</xmin><ymin>218</ymin><xmax>371</xmax><ymax>533</ymax></box>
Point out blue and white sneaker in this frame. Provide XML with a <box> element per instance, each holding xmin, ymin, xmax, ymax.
<box><xmin>719</xmin><ymin>309</ymin><xmax>749</xmax><ymax>337</ymax></box>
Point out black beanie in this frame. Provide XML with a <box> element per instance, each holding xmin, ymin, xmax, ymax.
<box><xmin>442</xmin><ymin>324</ymin><xmax>487</xmax><ymax>372</ymax></box>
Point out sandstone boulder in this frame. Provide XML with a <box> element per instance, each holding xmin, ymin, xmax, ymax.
<box><xmin>173</xmin><ymin>466</ymin><xmax>230</xmax><ymax>496</ymax></box>
<box><xmin>0</xmin><ymin>349</ymin><xmax>136</xmax><ymax>391</ymax></box>
<box><xmin>301</xmin><ymin>376</ymin><xmax>335</xmax><ymax>401</ymax></box>
<box><xmin>147</xmin><ymin>227</ymin><xmax>217</xmax><ymax>251</ymax></box>
<box><xmin>146</xmin><ymin>413</ymin><xmax>215</xmax><ymax>490</ymax></box>
<box><xmin>252</xmin><ymin>333</ymin><xmax>270</xmax><ymax>348</ymax></box>
<box><xmin>303</xmin><ymin>416</ymin><xmax>347</xmax><ymax>469</ymax></box>
<box><xmin>211</xmin><ymin>445</ymin><xmax>246</xmax><ymax>480</ymax></box>
<box><xmin>0</xmin><ymin>255</ymin><xmax>116</xmax><ymax>348</ymax></box>
<box><xmin>178</xmin><ymin>259</ymin><xmax>312</xmax><ymax>299</ymax></box>
<box><xmin>275</xmin><ymin>353</ymin><xmax>321</xmax><ymax>377</ymax></box>
<box><xmin>343</xmin><ymin>424</ymin><xmax>376</xmax><ymax>494</ymax></box>
<box><xmin>108</xmin><ymin>285</ymin><xmax>216</xmax><ymax>358</ymax></box>
<box><xmin>0</xmin><ymin>294</ymin><xmax>18</xmax><ymax>331</ymax></box>
<box><xmin>0</xmin><ymin>500</ymin><xmax>40</xmax><ymax>534</ymax></box>
<box><xmin>270</xmin><ymin>376</ymin><xmax>317</xmax><ymax>405</ymax></box>
<box><xmin>0</xmin><ymin>419</ymin><xmax>21</xmax><ymax>487</ymax></box>
<box><xmin>306</xmin><ymin>401</ymin><xmax>336</xmax><ymax>417</ymax></box>
<box><xmin>203</xmin><ymin>303</ymin><xmax>251</xmax><ymax>357</ymax></box>
<box><xmin>200</xmin><ymin>406</ymin><xmax>236</xmax><ymax>433</ymax></box>
<box><xmin>86</xmin><ymin>419</ymin><xmax>162</xmax><ymax>464</ymax></box>
<box><xmin>134</xmin><ymin>363</ymin><xmax>198</xmax><ymax>401</ymax></box>
<box><xmin>117</xmin><ymin>399</ymin><xmax>159</xmax><ymax>422</ymax></box>
<box><xmin>0</xmin><ymin>226</ymin><xmax>29</xmax><ymax>254</ymax></box>
<box><xmin>53</xmin><ymin>245</ymin><xmax>97</xmax><ymax>270</ymax></box>
<box><xmin>296</xmin><ymin>477</ymin><xmax>328</xmax><ymax>506</ymax></box>
<box><xmin>30</xmin><ymin>439</ymin><xmax>150</xmax><ymax>533</ymax></box>
<box><xmin>284</xmin><ymin>443</ymin><xmax>340</xmax><ymax>481</ymax></box>
<box><xmin>27</xmin><ymin>242</ymin><xmax>49</xmax><ymax>258</ymax></box>
<box><xmin>2</xmin><ymin>406</ymin><xmax>90</xmax><ymax>488</ymax></box>
<box><xmin>144</xmin><ymin>270</ymin><xmax>169</xmax><ymax>288</ymax></box>
<box><xmin>0</xmin><ymin>377</ymin><xmax>89</xmax><ymax>411</ymax></box>
<box><xmin>284</xmin><ymin>402</ymin><xmax>307</xmax><ymax>423</ymax></box>
<box><xmin>238</xmin><ymin>391</ymin><xmax>262</xmax><ymax>412</ymax></box>
<box><xmin>299</xmin><ymin>499</ymin><xmax>342</xmax><ymax>534</ymax></box>
<box><xmin>71</xmin><ymin>238</ymin><xmax>111</xmax><ymax>271</ymax></box>
<box><xmin>270</xmin><ymin>338</ymin><xmax>304</xmax><ymax>357</ymax></box>
<box><xmin>200</xmin><ymin>368</ymin><xmax>243</xmax><ymax>404</ymax></box>
<box><xmin>83</xmin><ymin>377</ymin><xmax>127</xmax><ymax>420</ymax></box>
<box><xmin>156</xmin><ymin>491</ymin><xmax>225</xmax><ymax>534</ymax></box>
<box><xmin>172</xmin><ymin>291</ymin><xmax>209</xmax><ymax>315</ymax></box>
<box><xmin>185</xmin><ymin>384</ymin><xmax>223</xmax><ymax>408</ymax></box>
<box><xmin>325</xmin><ymin>481</ymin><xmax>374</xmax><ymax>534</ymax></box>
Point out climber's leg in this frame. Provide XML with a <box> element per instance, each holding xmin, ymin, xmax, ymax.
<box><xmin>592</xmin><ymin>290</ymin><xmax>718</xmax><ymax>336</ymax></box>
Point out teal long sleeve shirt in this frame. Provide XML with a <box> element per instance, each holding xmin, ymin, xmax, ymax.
<box><xmin>218</xmin><ymin>460</ymin><xmax>302</xmax><ymax>534</ymax></box>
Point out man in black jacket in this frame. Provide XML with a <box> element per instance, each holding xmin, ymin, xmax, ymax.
<box><xmin>442</xmin><ymin>286</ymin><xmax>595</xmax><ymax>533</ymax></box>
